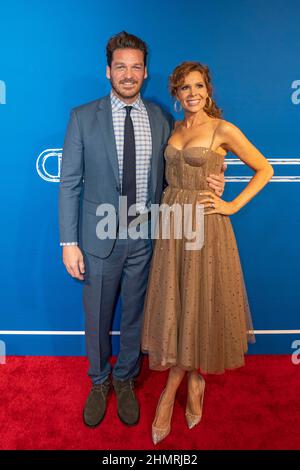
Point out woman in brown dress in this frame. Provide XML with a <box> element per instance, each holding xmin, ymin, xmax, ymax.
<box><xmin>141</xmin><ymin>61</ymin><xmax>274</xmax><ymax>444</ymax></box>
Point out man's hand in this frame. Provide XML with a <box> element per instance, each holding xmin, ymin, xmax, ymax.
<box><xmin>206</xmin><ymin>162</ymin><xmax>227</xmax><ymax>197</ymax></box>
<box><xmin>62</xmin><ymin>246</ymin><xmax>85</xmax><ymax>281</ymax></box>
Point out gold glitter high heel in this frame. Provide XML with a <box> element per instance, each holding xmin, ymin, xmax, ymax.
<box><xmin>152</xmin><ymin>389</ymin><xmax>175</xmax><ymax>445</ymax></box>
<box><xmin>185</xmin><ymin>375</ymin><xmax>205</xmax><ymax>429</ymax></box>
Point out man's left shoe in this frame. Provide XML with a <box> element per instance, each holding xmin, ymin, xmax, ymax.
<box><xmin>112</xmin><ymin>378</ymin><xmax>140</xmax><ymax>426</ymax></box>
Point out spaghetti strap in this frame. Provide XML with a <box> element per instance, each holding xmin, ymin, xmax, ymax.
<box><xmin>208</xmin><ymin>120</ymin><xmax>221</xmax><ymax>151</ymax></box>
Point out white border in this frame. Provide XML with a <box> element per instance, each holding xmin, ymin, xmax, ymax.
<box><xmin>0</xmin><ymin>330</ymin><xmax>300</xmax><ymax>335</ymax></box>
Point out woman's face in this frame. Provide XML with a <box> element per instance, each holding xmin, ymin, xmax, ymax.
<box><xmin>176</xmin><ymin>71</ymin><xmax>209</xmax><ymax>114</ymax></box>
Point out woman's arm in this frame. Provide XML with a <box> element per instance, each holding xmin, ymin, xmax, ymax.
<box><xmin>201</xmin><ymin>121</ymin><xmax>274</xmax><ymax>215</ymax></box>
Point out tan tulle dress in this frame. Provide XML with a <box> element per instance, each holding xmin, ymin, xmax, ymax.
<box><xmin>141</xmin><ymin>121</ymin><xmax>255</xmax><ymax>374</ymax></box>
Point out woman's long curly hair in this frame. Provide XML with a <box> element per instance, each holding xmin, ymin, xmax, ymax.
<box><xmin>169</xmin><ymin>61</ymin><xmax>222</xmax><ymax>118</ymax></box>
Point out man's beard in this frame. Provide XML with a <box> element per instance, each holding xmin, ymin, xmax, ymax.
<box><xmin>110</xmin><ymin>78</ymin><xmax>142</xmax><ymax>101</ymax></box>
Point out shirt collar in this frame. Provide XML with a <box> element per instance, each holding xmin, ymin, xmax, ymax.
<box><xmin>110</xmin><ymin>90</ymin><xmax>143</xmax><ymax>112</ymax></box>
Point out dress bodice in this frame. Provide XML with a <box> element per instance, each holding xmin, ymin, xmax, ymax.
<box><xmin>164</xmin><ymin>144</ymin><xmax>224</xmax><ymax>191</ymax></box>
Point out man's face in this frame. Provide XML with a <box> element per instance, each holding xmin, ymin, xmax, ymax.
<box><xmin>106</xmin><ymin>48</ymin><xmax>147</xmax><ymax>102</ymax></box>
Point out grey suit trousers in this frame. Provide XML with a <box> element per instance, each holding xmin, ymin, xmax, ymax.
<box><xmin>82</xmin><ymin>222</ymin><xmax>153</xmax><ymax>384</ymax></box>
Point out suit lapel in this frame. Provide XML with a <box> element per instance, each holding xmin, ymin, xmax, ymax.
<box><xmin>143</xmin><ymin>100</ymin><xmax>161</xmax><ymax>200</ymax></box>
<box><xmin>96</xmin><ymin>95</ymin><xmax>120</xmax><ymax>186</ymax></box>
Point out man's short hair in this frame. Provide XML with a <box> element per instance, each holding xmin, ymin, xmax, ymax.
<box><xmin>106</xmin><ymin>31</ymin><xmax>148</xmax><ymax>66</ymax></box>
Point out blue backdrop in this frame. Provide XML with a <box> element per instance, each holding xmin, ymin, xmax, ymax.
<box><xmin>1</xmin><ymin>0</ymin><xmax>299</xmax><ymax>356</ymax></box>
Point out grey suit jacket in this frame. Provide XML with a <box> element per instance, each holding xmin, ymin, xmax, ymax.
<box><xmin>59</xmin><ymin>94</ymin><xmax>173</xmax><ymax>258</ymax></box>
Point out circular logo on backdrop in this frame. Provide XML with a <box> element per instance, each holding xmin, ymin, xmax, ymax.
<box><xmin>36</xmin><ymin>148</ymin><xmax>62</xmax><ymax>182</ymax></box>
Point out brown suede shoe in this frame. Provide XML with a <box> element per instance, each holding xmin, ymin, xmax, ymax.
<box><xmin>112</xmin><ymin>378</ymin><xmax>140</xmax><ymax>426</ymax></box>
<box><xmin>83</xmin><ymin>379</ymin><xmax>111</xmax><ymax>427</ymax></box>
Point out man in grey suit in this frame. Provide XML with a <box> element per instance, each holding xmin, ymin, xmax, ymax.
<box><xmin>59</xmin><ymin>31</ymin><xmax>225</xmax><ymax>428</ymax></box>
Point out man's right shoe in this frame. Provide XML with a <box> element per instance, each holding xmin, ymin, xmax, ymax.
<box><xmin>83</xmin><ymin>378</ymin><xmax>111</xmax><ymax>427</ymax></box>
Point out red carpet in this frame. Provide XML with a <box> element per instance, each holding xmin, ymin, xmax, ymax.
<box><xmin>0</xmin><ymin>355</ymin><xmax>299</xmax><ymax>450</ymax></box>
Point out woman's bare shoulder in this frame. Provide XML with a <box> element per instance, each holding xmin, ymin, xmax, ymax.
<box><xmin>218</xmin><ymin>118</ymin><xmax>238</xmax><ymax>132</ymax></box>
<box><xmin>216</xmin><ymin>118</ymin><xmax>241</xmax><ymax>136</ymax></box>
